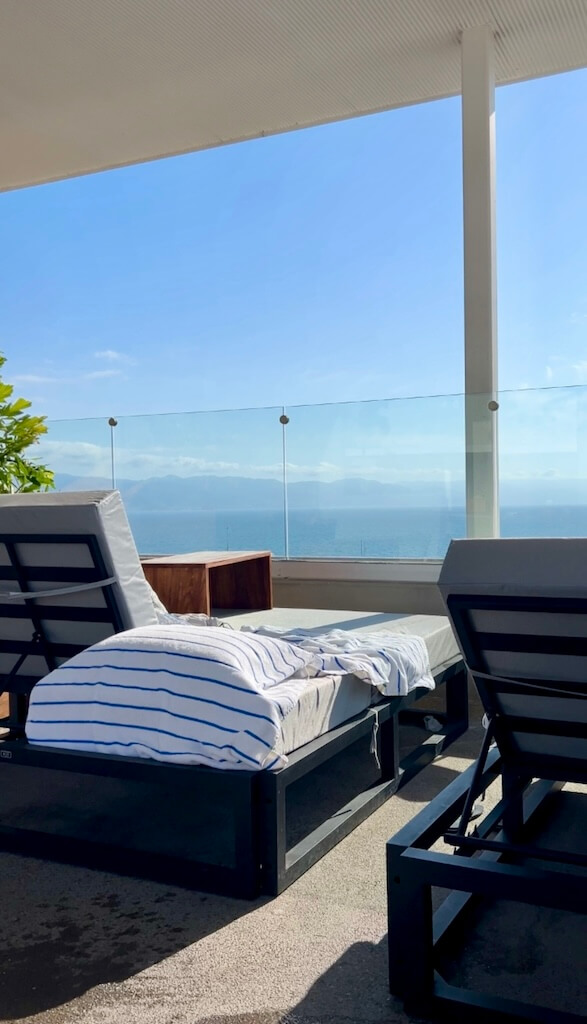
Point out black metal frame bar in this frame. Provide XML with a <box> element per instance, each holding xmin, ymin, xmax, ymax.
<box><xmin>1</xmin><ymin>533</ymin><xmax>125</xmax><ymax>729</ymax></box>
<box><xmin>259</xmin><ymin>661</ymin><xmax>467</xmax><ymax>894</ymax></box>
<box><xmin>387</xmin><ymin>749</ymin><xmax>587</xmax><ymax>1023</ymax></box>
<box><xmin>0</xmin><ymin>740</ymin><xmax>260</xmax><ymax>897</ymax></box>
<box><xmin>0</xmin><ymin>661</ymin><xmax>467</xmax><ymax>898</ymax></box>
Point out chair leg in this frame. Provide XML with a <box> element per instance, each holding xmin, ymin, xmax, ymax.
<box><xmin>453</xmin><ymin>716</ymin><xmax>496</xmax><ymax>837</ymax></box>
<box><xmin>445</xmin><ymin>666</ymin><xmax>469</xmax><ymax>736</ymax></box>
<box><xmin>501</xmin><ymin>769</ymin><xmax>529</xmax><ymax>841</ymax></box>
<box><xmin>258</xmin><ymin>772</ymin><xmax>287</xmax><ymax>895</ymax></box>
<box><xmin>8</xmin><ymin>693</ymin><xmax>28</xmax><ymax>733</ymax></box>
<box><xmin>377</xmin><ymin>711</ymin><xmax>400</xmax><ymax>782</ymax></box>
<box><xmin>388</xmin><ymin>846</ymin><xmax>434</xmax><ymax>1005</ymax></box>
<box><xmin>233</xmin><ymin>776</ymin><xmax>262</xmax><ymax>898</ymax></box>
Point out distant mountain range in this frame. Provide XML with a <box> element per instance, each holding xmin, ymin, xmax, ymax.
<box><xmin>54</xmin><ymin>473</ymin><xmax>587</xmax><ymax>510</ymax></box>
<box><xmin>55</xmin><ymin>473</ymin><xmax>452</xmax><ymax>509</ymax></box>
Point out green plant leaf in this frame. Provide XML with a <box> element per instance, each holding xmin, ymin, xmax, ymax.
<box><xmin>0</xmin><ymin>351</ymin><xmax>55</xmax><ymax>494</ymax></box>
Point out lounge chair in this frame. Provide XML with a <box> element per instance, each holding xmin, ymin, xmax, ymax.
<box><xmin>0</xmin><ymin>491</ymin><xmax>468</xmax><ymax>897</ymax></box>
<box><xmin>0</xmin><ymin>490</ymin><xmax>163</xmax><ymax>731</ymax></box>
<box><xmin>387</xmin><ymin>538</ymin><xmax>587</xmax><ymax>1023</ymax></box>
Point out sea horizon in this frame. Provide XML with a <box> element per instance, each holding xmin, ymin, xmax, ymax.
<box><xmin>127</xmin><ymin>504</ymin><xmax>587</xmax><ymax>560</ymax></box>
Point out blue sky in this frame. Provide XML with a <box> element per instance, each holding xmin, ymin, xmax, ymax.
<box><xmin>1</xmin><ymin>67</ymin><xmax>587</xmax><ymax>487</ymax></box>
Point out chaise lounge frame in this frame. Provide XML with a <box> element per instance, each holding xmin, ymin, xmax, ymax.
<box><xmin>387</xmin><ymin>551</ymin><xmax>587</xmax><ymax>1024</ymax></box>
<box><xmin>0</xmin><ymin>532</ymin><xmax>468</xmax><ymax>898</ymax></box>
<box><xmin>387</xmin><ymin>748</ymin><xmax>587</xmax><ymax>1024</ymax></box>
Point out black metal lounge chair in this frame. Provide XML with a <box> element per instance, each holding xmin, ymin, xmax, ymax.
<box><xmin>0</xmin><ymin>491</ymin><xmax>468</xmax><ymax>897</ymax></box>
<box><xmin>387</xmin><ymin>537</ymin><xmax>587</xmax><ymax>1024</ymax></box>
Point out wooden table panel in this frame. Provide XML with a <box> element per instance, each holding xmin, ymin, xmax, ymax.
<box><xmin>144</xmin><ymin>563</ymin><xmax>210</xmax><ymax>616</ymax></box>
<box><xmin>142</xmin><ymin>551</ymin><xmax>272</xmax><ymax>616</ymax></box>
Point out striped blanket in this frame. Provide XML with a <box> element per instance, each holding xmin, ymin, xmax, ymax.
<box><xmin>26</xmin><ymin>625</ymin><xmax>318</xmax><ymax>770</ymax></box>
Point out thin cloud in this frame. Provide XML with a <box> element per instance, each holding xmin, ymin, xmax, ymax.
<box><xmin>15</xmin><ymin>368</ymin><xmax>123</xmax><ymax>385</ymax></box>
<box><xmin>13</xmin><ymin>374</ymin><xmax>61</xmax><ymax>384</ymax></box>
<box><xmin>94</xmin><ymin>349</ymin><xmax>134</xmax><ymax>364</ymax></box>
<box><xmin>84</xmin><ymin>369</ymin><xmax>122</xmax><ymax>380</ymax></box>
<box><xmin>573</xmin><ymin>360</ymin><xmax>587</xmax><ymax>381</ymax></box>
<box><xmin>39</xmin><ymin>437</ymin><xmax>466</xmax><ymax>485</ymax></box>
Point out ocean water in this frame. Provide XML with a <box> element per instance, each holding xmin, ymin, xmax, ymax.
<box><xmin>128</xmin><ymin>505</ymin><xmax>587</xmax><ymax>559</ymax></box>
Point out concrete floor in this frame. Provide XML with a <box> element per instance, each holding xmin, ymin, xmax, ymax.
<box><xmin>0</xmin><ymin>693</ymin><xmax>585</xmax><ymax>1023</ymax></box>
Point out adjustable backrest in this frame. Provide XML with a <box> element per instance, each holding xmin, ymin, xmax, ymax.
<box><xmin>439</xmin><ymin>538</ymin><xmax>587</xmax><ymax>784</ymax></box>
<box><xmin>0</xmin><ymin>491</ymin><xmax>161</xmax><ymax>724</ymax></box>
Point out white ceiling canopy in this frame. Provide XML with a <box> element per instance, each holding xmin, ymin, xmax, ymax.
<box><xmin>2</xmin><ymin>0</ymin><xmax>587</xmax><ymax>192</ymax></box>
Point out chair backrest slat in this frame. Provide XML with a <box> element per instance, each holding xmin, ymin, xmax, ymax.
<box><xmin>439</xmin><ymin>539</ymin><xmax>587</xmax><ymax>783</ymax></box>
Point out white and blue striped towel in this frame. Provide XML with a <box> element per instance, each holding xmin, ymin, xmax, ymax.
<box><xmin>241</xmin><ymin>626</ymin><xmax>435</xmax><ymax>696</ymax></box>
<box><xmin>25</xmin><ymin>625</ymin><xmax>318</xmax><ymax>770</ymax></box>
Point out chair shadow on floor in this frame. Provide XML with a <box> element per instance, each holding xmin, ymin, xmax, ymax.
<box><xmin>278</xmin><ymin>938</ymin><xmax>415</xmax><ymax>1024</ymax></box>
<box><xmin>395</xmin><ymin>761</ymin><xmax>461</xmax><ymax>803</ymax></box>
<box><xmin>0</xmin><ymin>852</ymin><xmax>259</xmax><ymax>1020</ymax></box>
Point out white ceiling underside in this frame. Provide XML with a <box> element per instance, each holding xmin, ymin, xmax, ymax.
<box><xmin>2</xmin><ymin>0</ymin><xmax>587</xmax><ymax>192</ymax></box>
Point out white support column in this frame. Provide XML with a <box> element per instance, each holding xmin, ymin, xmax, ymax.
<box><xmin>461</xmin><ymin>25</ymin><xmax>499</xmax><ymax>538</ymax></box>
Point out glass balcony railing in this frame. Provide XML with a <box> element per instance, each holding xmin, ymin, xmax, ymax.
<box><xmin>499</xmin><ymin>384</ymin><xmax>587</xmax><ymax>538</ymax></box>
<box><xmin>284</xmin><ymin>395</ymin><xmax>466</xmax><ymax>558</ymax></box>
<box><xmin>112</xmin><ymin>406</ymin><xmax>285</xmax><ymax>556</ymax></box>
<box><xmin>40</xmin><ymin>384</ymin><xmax>587</xmax><ymax>560</ymax></box>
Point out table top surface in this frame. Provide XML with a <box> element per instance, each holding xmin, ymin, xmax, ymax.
<box><xmin>142</xmin><ymin>550</ymin><xmax>271</xmax><ymax>567</ymax></box>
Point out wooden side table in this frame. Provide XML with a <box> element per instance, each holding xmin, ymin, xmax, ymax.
<box><xmin>141</xmin><ymin>550</ymin><xmax>273</xmax><ymax>616</ymax></box>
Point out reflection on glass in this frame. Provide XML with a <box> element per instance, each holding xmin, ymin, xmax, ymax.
<box><xmin>499</xmin><ymin>385</ymin><xmax>587</xmax><ymax>539</ymax></box>
<box><xmin>104</xmin><ymin>406</ymin><xmax>285</xmax><ymax>556</ymax></box>
<box><xmin>42</xmin><ymin>386</ymin><xmax>587</xmax><ymax>560</ymax></box>
<box><xmin>40</xmin><ymin>416</ymin><xmax>113</xmax><ymax>485</ymax></box>
<box><xmin>284</xmin><ymin>395</ymin><xmax>466</xmax><ymax>558</ymax></box>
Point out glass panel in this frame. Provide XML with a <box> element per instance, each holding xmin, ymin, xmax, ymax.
<box><xmin>111</xmin><ymin>406</ymin><xmax>285</xmax><ymax>556</ymax></box>
<box><xmin>284</xmin><ymin>395</ymin><xmax>466</xmax><ymax>558</ymax></box>
<box><xmin>499</xmin><ymin>385</ymin><xmax>587</xmax><ymax>538</ymax></box>
<box><xmin>41</xmin><ymin>416</ymin><xmax>113</xmax><ymax>485</ymax></box>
